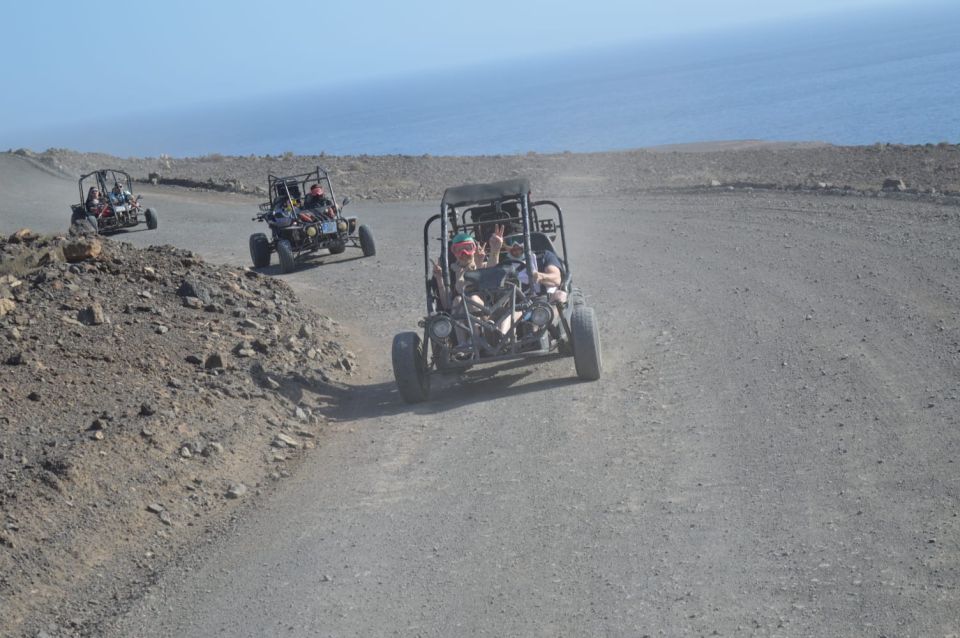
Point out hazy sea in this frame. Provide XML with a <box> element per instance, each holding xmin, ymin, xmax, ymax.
<box><xmin>31</xmin><ymin>3</ymin><xmax>960</xmax><ymax>156</ymax></box>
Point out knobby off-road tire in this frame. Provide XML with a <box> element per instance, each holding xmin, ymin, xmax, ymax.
<box><xmin>392</xmin><ymin>332</ymin><xmax>430</xmax><ymax>403</ymax></box>
<box><xmin>359</xmin><ymin>225</ymin><xmax>376</xmax><ymax>257</ymax></box>
<box><xmin>249</xmin><ymin>233</ymin><xmax>271</xmax><ymax>268</ymax></box>
<box><xmin>145</xmin><ymin>208</ymin><xmax>158</xmax><ymax>230</ymax></box>
<box><xmin>571</xmin><ymin>305</ymin><xmax>602</xmax><ymax>381</ymax></box>
<box><xmin>276</xmin><ymin>239</ymin><xmax>296</xmax><ymax>274</ymax></box>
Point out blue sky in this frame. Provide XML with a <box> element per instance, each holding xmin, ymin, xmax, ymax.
<box><xmin>0</xmin><ymin>0</ymin><xmax>918</xmax><ymax>148</ymax></box>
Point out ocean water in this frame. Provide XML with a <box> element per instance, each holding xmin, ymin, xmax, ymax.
<box><xmin>30</xmin><ymin>2</ymin><xmax>960</xmax><ymax>156</ymax></box>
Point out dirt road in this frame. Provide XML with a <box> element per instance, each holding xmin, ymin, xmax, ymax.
<box><xmin>3</xmin><ymin>154</ymin><xmax>959</xmax><ymax>636</ymax></box>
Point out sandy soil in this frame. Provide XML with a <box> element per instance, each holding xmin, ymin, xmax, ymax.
<box><xmin>1</xmin><ymin>143</ymin><xmax>959</xmax><ymax>637</ymax></box>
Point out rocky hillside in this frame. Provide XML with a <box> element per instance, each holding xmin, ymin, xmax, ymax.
<box><xmin>10</xmin><ymin>142</ymin><xmax>960</xmax><ymax>202</ymax></box>
<box><xmin>0</xmin><ymin>228</ymin><xmax>355</xmax><ymax>637</ymax></box>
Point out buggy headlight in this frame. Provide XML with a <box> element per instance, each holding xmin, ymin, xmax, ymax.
<box><xmin>306</xmin><ymin>225</ymin><xmax>317</xmax><ymax>237</ymax></box>
<box><xmin>338</xmin><ymin>221</ymin><xmax>348</xmax><ymax>232</ymax></box>
<box><xmin>528</xmin><ymin>302</ymin><xmax>553</xmax><ymax>327</ymax></box>
<box><xmin>428</xmin><ymin>316</ymin><xmax>453</xmax><ymax>340</ymax></box>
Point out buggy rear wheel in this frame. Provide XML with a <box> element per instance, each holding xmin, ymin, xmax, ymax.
<box><xmin>359</xmin><ymin>224</ymin><xmax>376</xmax><ymax>257</ymax></box>
<box><xmin>249</xmin><ymin>233</ymin><xmax>271</xmax><ymax>268</ymax></box>
<box><xmin>392</xmin><ymin>332</ymin><xmax>430</xmax><ymax>403</ymax></box>
<box><xmin>276</xmin><ymin>239</ymin><xmax>295</xmax><ymax>273</ymax></box>
<box><xmin>571</xmin><ymin>305</ymin><xmax>602</xmax><ymax>381</ymax></box>
<box><xmin>145</xmin><ymin>208</ymin><xmax>158</xmax><ymax>230</ymax></box>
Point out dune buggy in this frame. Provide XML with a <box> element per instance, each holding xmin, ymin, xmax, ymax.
<box><xmin>391</xmin><ymin>178</ymin><xmax>601</xmax><ymax>404</ymax></box>
<box><xmin>249</xmin><ymin>167</ymin><xmax>375</xmax><ymax>273</ymax></box>
<box><xmin>70</xmin><ymin>169</ymin><xmax>157</xmax><ymax>234</ymax></box>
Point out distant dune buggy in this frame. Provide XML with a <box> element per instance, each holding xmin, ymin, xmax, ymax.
<box><xmin>391</xmin><ymin>178</ymin><xmax>601</xmax><ymax>404</ymax></box>
<box><xmin>249</xmin><ymin>167</ymin><xmax>375</xmax><ymax>273</ymax></box>
<box><xmin>70</xmin><ymin>169</ymin><xmax>157</xmax><ymax>234</ymax></box>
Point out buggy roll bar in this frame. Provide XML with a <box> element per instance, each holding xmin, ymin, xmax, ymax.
<box><xmin>77</xmin><ymin>169</ymin><xmax>133</xmax><ymax>205</ymax></box>
<box><xmin>265</xmin><ymin>166</ymin><xmax>339</xmax><ymax>210</ymax></box>
<box><xmin>424</xmin><ymin>190</ymin><xmax>574</xmax><ymax>314</ymax></box>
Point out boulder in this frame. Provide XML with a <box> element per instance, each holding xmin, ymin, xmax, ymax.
<box><xmin>63</xmin><ymin>238</ymin><xmax>103</xmax><ymax>262</ymax></box>
<box><xmin>177</xmin><ymin>276</ymin><xmax>214</xmax><ymax>304</ymax></box>
<box><xmin>8</xmin><ymin>228</ymin><xmax>38</xmax><ymax>244</ymax></box>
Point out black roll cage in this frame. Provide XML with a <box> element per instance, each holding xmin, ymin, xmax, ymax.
<box><xmin>77</xmin><ymin>168</ymin><xmax>135</xmax><ymax>205</ymax></box>
<box><xmin>421</xmin><ymin>189</ymin><xmax>571</xmax><ymax>315</ymax></box>
<box><xmin>259</xmin><ymin>166</ymin><xmax>339</xmax><ymax>214</ymax></box>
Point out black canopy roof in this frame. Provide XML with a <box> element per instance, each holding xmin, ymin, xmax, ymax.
<box><xmin>440</xmin><ymin>178</ymin><xmax>531</xmax><ymax>209</ymax></box>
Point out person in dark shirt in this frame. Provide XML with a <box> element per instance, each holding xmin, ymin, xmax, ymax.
<box><xmin>302</xmin><ymin>183</ymin><xmax>335</xmax><ymax>218</ymax></box>
<box><xmin>489</xmin><ymin>230</ymin><xmax>567</xmax><ymax>303</ymax></box>
<box><xmin>86</xmin><ymin>187</ymin><xmax>104</xmax><ymax>214</ymax></box>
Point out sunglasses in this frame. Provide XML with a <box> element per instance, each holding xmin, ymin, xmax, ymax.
<box><xmin>451</xmin><ymin>240</ymin><xmax>476</xmax><ymax>257</ymax></box>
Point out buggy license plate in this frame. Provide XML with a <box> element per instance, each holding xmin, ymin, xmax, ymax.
<box><xmin>321</xmin><ymin>221</ymin><xmax>337</xmax><ymax>234</ymax></box>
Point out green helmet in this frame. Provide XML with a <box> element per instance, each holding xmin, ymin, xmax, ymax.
<box><xmin>451</xmin><ymin>231</ymin><xmax>475</xmax><ymax>245</ymax></box>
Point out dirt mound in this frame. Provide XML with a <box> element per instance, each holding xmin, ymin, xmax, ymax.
<box><xmin>0</xmin><ymin>229</ymin><xmax>355</xmax><ymax>637</ymax></box>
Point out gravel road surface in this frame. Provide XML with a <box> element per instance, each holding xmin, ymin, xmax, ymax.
<box><xmin>3</xmin><ymin>154</ymin><xmax>959</xmax><ymax>636</ymax></box>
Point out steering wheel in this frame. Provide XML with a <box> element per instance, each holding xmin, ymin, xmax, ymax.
<box><xmin>501</xmin><ymin>257</ymin><xmax>527</xmax><ymax>272</ymax></box>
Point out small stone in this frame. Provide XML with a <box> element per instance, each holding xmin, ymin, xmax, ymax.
<box><xmin>27</xmin><ymin>391</ymin><xmax>40</xmax><ymax>401</ymax></box>
<box><xmin>139</xmin><ymin>402</ymin><xmax>156</xmax><ymax>416</ymax></box>
<box><xmin>202</xmin><ymin>442</ymin><xmax>224</xmax><ymax>457</ymax></box>
<box><xmin>240</xmin><ymin>318</ymin><xmax>262</xmax><ymax>330</ymax></box>
<box><xmin>146</xmin><ymin>503</ymin><xmax>164</xmax><ymax>513</ymax></box>
<box><xmin>0</xmin><ymin>298</ymin><xmax>16</xmax><ymax>317</ymax></box>
<box><xmin>204</xmin><ymin>352</ymin><xmax>225</xmax><ymax>369</ymax></box>
<box><xmin>78</xmin><ymin>303</ymin><xmax>106</xmax><ymax>326</ymax></box>
<box><xmin>180</xmin><ymin>446</ymin><xmax>192</xmax><ymax>458</ymax></box>
<box><xmin>138</xmin><ymin>290</ymin><xmax>153</xmax><ymax>299</ymax></box>
<box><xmin>225</xmin><ymin>482</ymin><xmax>247</xmax><ymax>499</ymax></box>
<box><xmin>185</xmin><ymin>354</ymin><xmax>203</xmax><ymax>365</ymax></box>
<box><xmin>182</xmin><ymin>296</ymin><xmax>203</xmax><ymax>309</ymax></box>
<box><xmin>155</xmin><ymin>324</ymin><xmax>169</xmax><ymax>335</ymax></box>
<box><xmin>272</xmin><ymin>433</ymin><xmax>301</xmax><ymax>449</ymax></box>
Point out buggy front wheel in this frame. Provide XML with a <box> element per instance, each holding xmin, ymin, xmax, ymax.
<box><xmin>571</xmin><ymin>305</ymin><xmax>602</xmax><ymax>381</ymax></box>
<box><xmin>249</xmin><ymin>233</ymin><xmax>271</xmax><ymax>268</ymax></box>
<box><xmin>276</xmin><ymin>239</ymin><xmax>295</xmax><ymax>273</ymax></box>
<box><xmin>359</xmin><ymin>225</ymin><xmax>376</xmax><ymax>257</ymax></box>
<box><xmin>145</xmin><ymin>208</ymin><xmax>158</xmax><ymax>230</ymax></box>
<box><xmin>392</xmin><ymin>332</ymin><xmax>430</xmax><ymax>403</ymax></box>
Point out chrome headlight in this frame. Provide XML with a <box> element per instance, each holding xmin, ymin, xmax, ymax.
<box><xmin>306</xmin><ymin>225</ymin><xmax>318</xmax><ymax>237</ymax></box>
<box><xmin>528</xmin><ymin>302</ymin><xmax>553</xmax><ymax>327</ymax></box>
<box><xmin>337</xmin><ymin>221</ymin><xmax>348</xmax><ymax>232</ymax></box>
<box><xmin>428</xmin><ymin>315</ymin><xmax>454</xmax><ymax>340</ymax></box>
